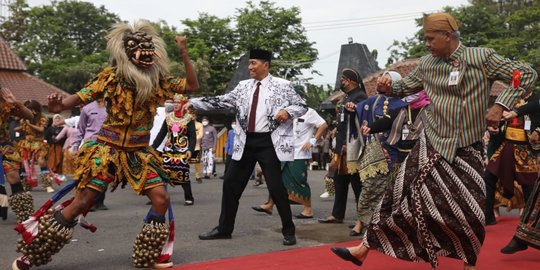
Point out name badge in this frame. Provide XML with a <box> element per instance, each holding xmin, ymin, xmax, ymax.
<box><xmin>402</xmin><ymin>127</ymin><xmax>410</xmax><ymax>140</ymax></box>
<box><xmin>448</xmin><ymin>70</ymin><xmax>459</xmax><ymax>86</ymax></box>
<box><xmin>340</xmin><ymin>112</ymin><xmax>345</xmax><ymax>122</ymax></box>
<box><xmin>525</xmin><ymin>120</ymin><xmax>531</xmax><ymax>130</ymax></box>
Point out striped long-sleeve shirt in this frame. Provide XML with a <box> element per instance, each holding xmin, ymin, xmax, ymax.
<box><xmin>392</xmin><ymin>43</ymin><xmax>538</xmax><ymax>162</ymax></box>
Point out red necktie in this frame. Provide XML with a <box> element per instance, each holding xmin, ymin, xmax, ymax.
<box><xmin>248</xmin><ymin>82</ymin><xmax>261</xmax><ymax>133</ymax></box>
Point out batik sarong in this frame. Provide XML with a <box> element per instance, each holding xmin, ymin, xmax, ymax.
<box><xmin>364</xmin><ymin>133</ymin><xmax>486</xmax><ymax>268</ymax></box>
<box><xmin>282</xmin><ymin>159</ymin><xmax>310</xmax><ymax>206</ymax></box>
<box><xmin>73</xmin><ymin>140</ymin><xmax>168</xmax><ymax>195</ymax></box>
<box><xmin>515</xmin><ymin>179</ymin><xmax>540</xmax><ymax>250</ymax></box>
<box><xmin>356</xmin><ymin>173</ymin><xmax>392</xmax><ymax>225</ymax></box>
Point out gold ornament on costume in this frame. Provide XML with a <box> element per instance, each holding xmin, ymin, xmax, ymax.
<box><xmin>173</xmin><ymin>93</ymin><xmax>188</xmax><ymax>103</ymax></box>
<box><xmin>383</xmin><ymin>98</ymin><xmax>390</xmax><ymax>117</ymax></box>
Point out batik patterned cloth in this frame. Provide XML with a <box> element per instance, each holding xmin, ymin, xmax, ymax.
<box><xmin>364</xmin><ymin>132</ymin><xmax>486</xmax><ymax>267</ymax></box>
<box><xmin>282</xmin><ymin>159</ymin><xmax>311</xmax><ymax>206</ymax></box>
<box><xmin>73</xmin><ymin>67</ymin><xmax>186</xmax><ymax>195</ymax></box>
<box><xmin>158</xmin><ymin>113</ymin><xmax>194</xmax><ymax>185</ymax></box>
<box><xmin>516</xmin><ymin>179</ymin><xmax>540</xmax><ymax>249</ymax></box>
<box><xmin>18</xmin><ymin>116</ymin><xmax>49</xmax><ymax>162</ymax></box>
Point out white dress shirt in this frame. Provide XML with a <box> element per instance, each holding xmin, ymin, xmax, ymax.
<box><xmin>248</xmin><ymin>75</ymin><xmax>271</xmax><ymax>132</ymax></box>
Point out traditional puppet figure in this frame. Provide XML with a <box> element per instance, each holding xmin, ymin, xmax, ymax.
<box><xmin>12</xmin><ymin>20</ymin><xmax>198</xmax><ymax>270</ymax></box>
<box><xmin>0</xmin><ymin>87</ymin><xmax>34</xmax><ymax>223</ymax></box>
<box><xmin>152</xmin><ymin>93</ymin><xmax>197</xmax><ymax>205</ymax></box>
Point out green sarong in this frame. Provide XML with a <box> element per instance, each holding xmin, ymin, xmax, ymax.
<box><xmin>282</xmin><ymin>159</ymin><xmax>311</xmax><ymax>206</ymax></box>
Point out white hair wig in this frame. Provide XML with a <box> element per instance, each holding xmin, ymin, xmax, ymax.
<box><xmin>106</xmin><ymin>20</ymin><xmax>170</xmax><ymax>105</ymax></box>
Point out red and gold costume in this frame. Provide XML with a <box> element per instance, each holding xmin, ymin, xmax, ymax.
<box><xmin>1</xmin><ymin>99</ymin><xmax>34</xmax><ymax>224</ymax></box>
<box><xmin>1</xmin><ymin>103</ymin><xmax>22</xmax><ymax>172</ymax></box>
<box><xmin>74</xmin><ymin>67</ymin><xmax>186</xmax><ymax>195</ymax></box>
<box><xmin>13</xmin><ymin>20</ymin><xmax>194</xmax><ymax>270</ymax></box>
<box><xmin>486</xmin><ymin>108</ymin><xmax>538</xmax><ymax>199</ymax></box>
<box><xmin>17</xmin><ymin>116</ymin><xmax>48</xmax><ymax>164</ymax></box>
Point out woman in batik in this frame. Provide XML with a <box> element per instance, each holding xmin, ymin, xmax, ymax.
<box><xmin>152</xmin><ymin>94</ymin><xmax>196</xmax><ymax>205</ymax></box>
<box><xmin>0</xmin><ymin>86</ymin><xmax>34</xmax><ymax>223</ymax></box>
<box><xmin>17</xmin><ymin>100</ymin><xmax>54</xmax><ymax>192</ymax></box>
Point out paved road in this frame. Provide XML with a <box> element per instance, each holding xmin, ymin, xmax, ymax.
<box><xmin>0</xmin><ymin>164</ymin><xmax>361</xmax><ymax>269</ymax></box>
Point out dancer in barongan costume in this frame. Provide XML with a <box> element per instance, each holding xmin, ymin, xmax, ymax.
<box><xmin>0</xmin><ymin>87</ymin><xmax>35</xmax><ymax>223</ymax></box>
<box><xmin>12</xmin><ymin>20</ymin><xmax>198</xmax><ymax>270</ymax></box>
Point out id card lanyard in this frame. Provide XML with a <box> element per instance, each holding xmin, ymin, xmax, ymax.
<box><xmin>448</xmin><ymin>60</ymin><xmax>460</xmax><ymax>86</ymax></box>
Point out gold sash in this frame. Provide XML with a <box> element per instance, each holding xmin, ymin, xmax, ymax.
<box><xmin>505</xmin><ymin>127</ymin><xmax>527</xmax><ymax>142</ymax></box>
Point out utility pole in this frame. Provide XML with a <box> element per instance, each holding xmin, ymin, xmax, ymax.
<box><xmin>0</xmin><ymin>0</ymin><xmax>12</xmax><ymax>23</ymax></box>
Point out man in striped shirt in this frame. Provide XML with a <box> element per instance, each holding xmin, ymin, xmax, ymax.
<box><xmin>331</xmin><ymin>12</ymin><xmax>538</xmax><ymax>270</ymax></box>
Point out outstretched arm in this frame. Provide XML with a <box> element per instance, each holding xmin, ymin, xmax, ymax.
<box><xmin>1</xmin><ymin>87</ymin><xmax>33</xmax><ymax>119</ymax></box>
<box><xmin>176</xmin><ymin>36</ymin><xmax>199</xmax><ymax>93</ymax></box>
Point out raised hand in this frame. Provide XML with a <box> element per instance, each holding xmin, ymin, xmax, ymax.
<box><xmin>175</xmin><ymin>36</ymin><xmax>187</xmax><ymax>54</ymax></box>
<box><xmin>48</xmin><ymin>93</ymin><xmax>64</xmax><ymax>113</ymax></box>
<box><xmin>376</xmin><ymin>75</ymin><xmax>392</xmax><ymax>94</ymax></box>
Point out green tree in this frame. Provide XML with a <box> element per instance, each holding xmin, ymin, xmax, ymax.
<box><xmin>386</xmin><ymin>0</ymin><xmax>540</xmax><ymax>75</ymax></box>
<box><xmin>235</xmin><ymin>1</ymin><xmax>318</xmax><ymax>79</ymax></box>
<box><xmin>180</xmin><ymin>13</ymin><xmax>237</xmax><ymax>96</ymax></box>
<box><xmin>1</xmin><ymin>0</ymin><xmax>119</xmax><ymax>92</ymax></box>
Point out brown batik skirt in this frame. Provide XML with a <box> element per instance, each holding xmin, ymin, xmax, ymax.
<box><xmin>515</xmin><ymin>179</ymin><xmax>540</xmax><ymax>249</ymax></box>
<box><xmin>364</xmin><ymin>133</ymin><xmax>486</xmax><ymax>268</ymax></box>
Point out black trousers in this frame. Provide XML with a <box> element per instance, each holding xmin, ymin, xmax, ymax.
<box><xmin>331</xmin><ymin>173</ymin><xmax>362</xmax><ymax>220</ymax></box>
<box><xmin>180</xmin><ymin>183</ymin><xmax>194</xmax><ymax>201</ymax></box>
<box><xmin>484</xmin><ymin>171</ymin><xmax>533</xmax><ymax>222</ymax></box>
<box><xmin>218</xmin><ymin>133</ymin><xmax>295</xmax><ymax>236</ymax></box>
<box><xmin>95</xmin><ymin>191</ymin><xmax>106</xmax><ymax>205</ymax></box>
<box><xmin>223</xmin><ymin>154</ymin><xmax>232</xmax><ymax>176</ymax></box>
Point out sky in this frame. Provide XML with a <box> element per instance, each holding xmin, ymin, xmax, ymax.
<box><xmin>25</xmin><ymin>0</ymin><xmax>471</xmax><ymax>86</ymax></box>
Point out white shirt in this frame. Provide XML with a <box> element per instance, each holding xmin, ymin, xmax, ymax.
<box><xmin>248</xmin><ymin>75</ymin><xmax>271</xmax><ymax>132</ymax></box>
<box><xmin>64</xmin><ymin>116</ymin><xmax>80</xmax><ymax>128</ymax></box>
<box><xmin>293</xmin><ymin>108</ymin><xmax>326</xmax><ymax>160</ymax></box>
<box><xmin>149</xmin><ymin>107</ymin><xmax>167</xmax><ymax>151</ymax></box>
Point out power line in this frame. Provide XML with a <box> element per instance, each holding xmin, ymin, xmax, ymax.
<box><xmin>305</xmin><ymin>17</ymin><xmax>422</xmax><ymax>31</ymax></box>
<box><xmin>303</xmin><ymin>10</ymin><xmax>437</xmax><ymax>32</ymax></box>
<box><xmin>303</xmin><ymin>10</ymin><xmax>436</xmax><ymax>25</ymax></box>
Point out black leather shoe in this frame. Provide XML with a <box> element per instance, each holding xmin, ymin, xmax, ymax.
<box><xmin>198</xmin><ymin>227</ymin><xmax>232</xmax><ymax>240</ymax></box>
<box><xmin>330</xmin><ymin>247</ymin><xmax>363</xmax><ymax>266</ymax></box>
<box><xmin>251</xmin><ymin>205</ymin><xmax>272</xmax><ymax>215</ymax></box>
<box><xmin>501</xmin><ymin>237</ymin><xmax>528</xmax><ymax>254</ymax></box>
<box><xmin>96</xmin><ymin>204</ymin><xmax>108</xmax><ymax>211</ymax></box>
<box><xmin>283</xmin><ymin>235</ymin><xmax>297</xmax><ymax>246</ymax></box>
<box><xmin>318</xmin><ymin>217</ymin><xmax>343</xmax><ymax>224</ymax></box>
<box><xmin>0</xmin><ymin>206</ymin><xmax>8</xmax><ymax>220</ymax></box>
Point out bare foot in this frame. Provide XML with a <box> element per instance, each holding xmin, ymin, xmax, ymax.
<box><xmin>348</xmin><ymin>243</ymin><xmax>370</xmax><ymax>261</ymax></box>
<box><xmin>352</xmin><ymin>221</ymin><xmax>361</xmax><ymax>233</ymax></box>
<box><xmin>464</xmin><ymin>262</ymin><xmax>475</xmax><ymax>270</ymax></box>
